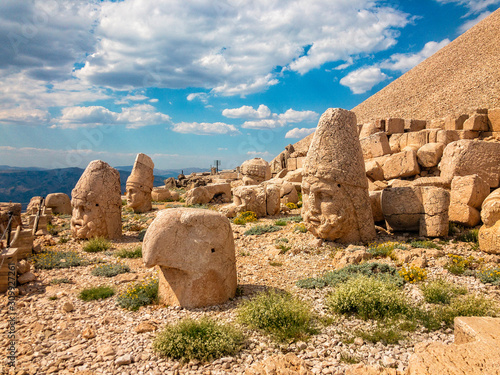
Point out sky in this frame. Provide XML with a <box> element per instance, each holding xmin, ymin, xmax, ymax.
<box><xmin>0</xmin><ymin>0</ymin><xmax>499</xmax><ymax>171</ymax></box>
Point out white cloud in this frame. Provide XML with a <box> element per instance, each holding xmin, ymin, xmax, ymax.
<box><xmin>217</xmin><ymin>147</ymin><xmax>228</xmax><ymax>151</ymax></box>
<box><xmin>458</xmin><ymin>11</ymin><xmax>492</xmax><ymax>32</ymax></box>
<box><xmin>171</xmin><ymin>122</ymin><xmax>240</xmax><ymax>135</ymax></box>
<box><xmin>187</xmin><ymin>92</ymin><xmax>210</xmax><ymax>104</ymax></box>
<box><xmin>285</xmin><ymin>127</ymin><xmax>316</xmax><ymax>139</ymax></box>
<box><xmin>247</xmin><ymin>151</ymin><xmax>271</xmax><ymax>158</ymax></box>
<box><xmin>433</xmin><ymin>0</ymin><xmax>500</xmax><ymax>14</ymax></box>
<box><xmin>222</xmin><ymin>105</ymin><xmax>271</xmax><ymax>119</ymax></box>
<box><xmin>279</xmin><ymin>109</ymin><xmax>319</xmax><ymax>123</ymax></box>
<box><xmin>73</xmin><ymin>0</ymin><xmax>410</xmax><ymax>96</ymax></box>
<box><xmin>0</xmin><ymin>108</ymin><xmax>50</xmax><ymax>125</ymax></box>
<box><xmin>241</xmin><ymin>119</ymin><xmax>285</xmax><ymax>129</ymax></box>
<box><xmin>380</xmin><ymin>39</ymin><xmax>450</xmax><ymax>72</ymax></box>
<box><xmin>114</xmin><ymin>94</ymin><xmax>149</xmax><ymax>104</ymax></box>
<box><xmin>340</xmin><ymin>67</ymin><xmax>388</xmax><ymax>94</ymax></box>
<box><xmin>55</xmin><ymin>104</ymin><xmax>171</xmax><ymax>129</ymax></box>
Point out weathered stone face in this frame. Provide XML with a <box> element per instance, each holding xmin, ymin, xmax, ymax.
<box><xmin>45</xmin><ymin>193</ymin><xmax>72</xmax><ymax>215</ymax></box>
<box><xmin>301</xmin><ymin>108</ymin><xmax>376</xmax><ymax>243</ymax></box>
<box><xmin>479</xmin><ymin>188</ymin><xmax>500</xmax><ymax>254</ymax></box>
<box><xmin>240</xmin><ymin>158</ymin><xmax>271</xmax><ymax>185</ymax></box>
<box><xmin>71</xmin><ymin>160</ymin><xmax>122</xmax><ymax>239</ymax></box>
<box><xmin>126</xmin><ymin>153</ymin><xmax>154</xmax><ymax>213</ymax></box>
<box><xmin>142</xmin><ymin>208</ymin><xmax>237</xmax><ymax>308</ymax></box>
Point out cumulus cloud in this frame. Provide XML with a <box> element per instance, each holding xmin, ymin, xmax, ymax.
<box><xmin>0</xmin><ymin>108</ymin><xmax>50</xmax><ymax>125</ymax></box>
<box><xmin>171</xmin><ymin>122</ymin><xmax>240</xmax><ymax>135</ymax></box>
<box><xmin>279</xmin><ymin>109</ymin><xmax>319</xmax><ymax>123</ymax></box>
<box><xmin>380</xmin><ymin>39</ymin><xmax>451</xmax><ymax>72</ymax></box>
<box><xmin>340</xmin><ymin>67</ymin><xmax>388</xmax><ymax>94</ymax></box>
<box><xmin>73</xmin><ymin>0</ymin><xmax>410</xmax><ymax>96</ymax></box>
<box><xmin>247</xmin><ymin>151</ymin><xmax>271</xmax><ymax>158</ymax></box>
<box><xmin>458</xmin><ymin>11</ymin><xmax>492</xmax><ymax>32</ymax></box>
<box><xmin>340</xmin><ymin>38</ymin><xmax>450</xmax><ymax>94</ymax></box>
<box><xmin>187</xmin><ymin>92</ymin><xmax>210</xmax><ymax>104</ymax></box>
<box><xmin>55</xmin><ymin>104</ymin><xmax>171</xmax><ymax>129</ymax></box>
<box><xmin>222</xmin><ymin>105</ymin><xmax>271</xmax><ymax>119</ymax></box>
<box><xmin>241</xmin><ymin>119</ymin><xmax>284</xmax><ymax>129</ymax></box>
<box><xmin>433</xmin><ymin>0</ymin><xmax>500</xmax><ymax>14</ymax></box>
<box><xmin>285</xmin><ymin>127</ymin><xmax>316</xmax><ymax>139</ymax></box>
<box><xmin>114</xmin><ymin>93</ymin><xmax>150</xmax><ymax>105</ymax></box>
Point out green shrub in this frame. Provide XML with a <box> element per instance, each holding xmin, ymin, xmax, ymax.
<box><xmin>409</xmin><ymin>240</ymin><xmax>442</xmax><ymax>250</ymax></box>
<box><xmin>274</xmin><ymin>219</ymin><xmax>288</xmax><ymax>226</ymax></box>
<box><xmin>83</xmin><ymin>237</ymin><xmax>112</xmax><ymax>253</ymax></box>
<box><xmin>398</xmin><ymin>265</ymin><xmax>427</xmax><ymax>283</ymax></box>
<box><xmin>138</xmin><ymin>229</ymin><xmax>147</xmax><ymax>242</ymax></box>
<box><xmin>326</xmin><ymin>275</ymin><xmax>409</xmax><ymax>320</ymax></box>
<box><xmin>47</xmin><ymin>223</ymin><xmax>59</xmax><ymax>236</ymax></box>
<box><xmin>269</xmin><ymin>261</ymin><xmax>283</xmax><ymax>267</ymax></box>
<box><xmin>79</xmin><ymin>286</ymin><xmax>115</xmax><ymax>301</ymax></box>
<box><xmin>444</xmin><ymin>254</ymin><xmax>482</xmax><ymax>275</ymax></box>
<box><xmin>354</xmin><ymin>325</ymin><xmax>405</xmax><ymax>345</ymax></box>
<box><xmin>153</xmin><ymin>317</ymin><xmax>244</xmax><ymax>362</ymax></box>
<box><xmin>294</xmin><ymin>223</ymin><xmax>307</xmax><ymax>233</ymax></box>
<box><xmin>296</xmin><ymin>262</ymin><xmax>402</xmax><ymax>289</ymax></box>
<box><xmin>233</xmin><ymin>211</ymin><xmax>258</xmax><ymax>225</ymax></box>
<box><xmin>91</xmin><ymin>263</ymin><xmax>130</xmax><ymax>277</ymax></box>
<box><xmin>117</xmin><ymin>277</ymin><xmax>158</xmax><ymax>311</ymax></box>
<box><xmin>50</xmin><ymin>278</ymin><xmax>72</xmax><ymax>285</ymax></box>
<box><xmin>441</xmin><ymin>294</ymin><xmax>498</xmax><ymax>326</ymax></box>
<box><xmin>244</xmin><ymin>224</ymin><xmax>281</xmax><ymax>236</ymax></box>
<box><xmin>367</xmin><ymin>242</ymin><xmax>405</xmax><ymax>259</ymax></box>
<box><xmin>58</xmin><ymin>236</ymin><xmax>69</xmax><ymax>244</ymax></box>
<box><xmin>237</xmin><ymin>289</ymin><xmax>316</xmax><ymax>342</ymax></box>
<box><xmin>116</xmin><ymin>247</ymin><xmax>142</xmax><ymax>259</ymax></box>
<box><xmin>32</xmin><ymin>250</ymin><xmax>85</xmax><ymax>270</ymax></box>
<box><xmin>457</xmin><ymin>229</ymin><xmax>479</xmax><ymax>243</ymax></box>
<box><xmin>476</xmin><ymin>267</ymin><xmax>500</xmax><ymax>285</ymax></box>
<box><xmin>421</xmin><ymin>279</ymin><xmax>467</xmax><ymax>304</ymax></box>
<box><xmin>287</xmin><ymin>215</ymin><xmax>302</xmax><ymax>223</ymax></box>
<box><xmin>275</xmin><ymin>238</ymin><xmax>291</xmax><ymax>254</ymax></box>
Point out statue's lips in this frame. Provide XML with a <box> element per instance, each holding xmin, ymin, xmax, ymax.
<box><xmin>307</xmin><ymin>216</ymin><xmax>321</xmax><ymax>224</ymax></box>
<box><xmin>71</xmin><ymin>219</ymin><xmax>84</xmax><ymax>228</ymax></box>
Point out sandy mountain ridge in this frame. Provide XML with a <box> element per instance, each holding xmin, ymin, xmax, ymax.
<box><xmin>291</xmin><ymin>7</ymin><xmax>500</xmax><ymax>154</ymax></box>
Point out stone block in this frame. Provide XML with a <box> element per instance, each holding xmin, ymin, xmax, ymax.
<box><xmin>488</xmin><ymin>108</ymin><xmax>500</xmax><ymax>132</ymax></box>
<box><xmin>296</xmin><ymin>157</ymin><xmax>306</xmax><ymax>169</ymax></box>
<box><xmin>436</xmin><ymin>130</ymin><xmax>460</xmax><ymax>145</ymax></box>
<box><xmin>388</xmin><ymin>133</ymin><xmax>403</xmax><ymax>153</ymax></box>
<box><xmin>360</xmin><ymin>132</ymin><xmax>391</xmax><ymax>159</ymax></box>
<box><xmin>365</xmin><ymin>160</ymin><xmax>385</xmax><ymax>181</ymax></box>
<box><xmin>405</xmin><ymin>119</ymin><xmax>426</xmax><ymax>132</ymax></box>
<box><xmin>450</xmin><ymin>174</ymin><xmax>490</xmax><ymax>208</ymax></box>
<box><xmin>382</xmin><ymin>150</ymin><xmax>420</xmax><ymax>180</ymax></box>
<box><xmin>427</xmin><ymin>118</ymin><xmax>445</xmax><ymax>129</ymax></box>
<box><xmin>385</xmin><ymin>118</ymin><xmax>405</xmax><ymax>135</ymax></box>
<box><xmin>444</xmin><ymin>114</ymin><xmax>468</xmax><ymax>130</ymax></box>
<box><xmin>463</xmin><ymin>113</ymin><xmax>489</xmax><ymax>131</ymax></box>
<box><xmin>417</xmin><ymin>142</ymin><xmax>444</xmax><ymax>168</ymax></box>
<box><xmin>406</xmin><ymin>130</ymin><xmax>429</xmax><ymax>149</ymax></box>
<box><xmin>287</xmin><ymin>157</ymin><xmax>297</xmax><ymax>171</ymax></box>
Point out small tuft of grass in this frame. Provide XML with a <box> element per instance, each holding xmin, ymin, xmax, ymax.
<box><xmin>48</xmin><ymin>296</ymin><xmax>58</xmax><ymax>300</ymax></box>
<box><xmin>339</xmin><ymin>352</ymin><xmax>360</xmax><ymax>364</ymax></box>
<box><xmin>398</xmin><ymin>264</ymin><xmax>427</xmax><ymax>283</ymax></box>
<box><xmin>421</xmin><ymin>279</ymin><xmax>467</xmax><ymax>304</ymax></box>
<box><xmin>50</xmin><ymin>277</ymin><xmax>72</xmax><ymax>285</ymax></box>
<box><xmin>409</xmin><ymin>240</ymin><xmax>442</xmax><ymax>250</ymax></box>
<box><xmin>367</xmin><ymin>241</ymin><xmax>406</xmax><ymax>259</ymax></box>
<box><xmin>244</xmin><ymin>224</ymin><xmax>281</xmax><ymax>236</ymax></box>
<box><xmin>32</xmin><ymin>250</ymin><xmax>85</xmax><ymax>270</ymax></box>
<box><xmin>79</xmin><ymin>286</ymin><xmax>115</xmax><ymax>301</ymax></box>
<box><xmin>444</xmin><ymin>254</ymin><xmax>482</xmax><ymax>275</ymax></box>
<box><xmin>275</xmin><ymin>238</ymin><xmax>291</xmax><ymax>254</ymax></box>
<box><xmin>457</xmin><ymin>229</ymin><xmax>479</xmax><ymax>243</ymax></box>
<box><xmin>83</xmin><ymin>237</ymin><xmax>112</xmax><ymax>253</ymax></box>
<box><xmin>274</xmin><ymin>219</ymin><xmax>288</xmax><ymax>226</ymax></box>
<box><xmin>476</xmin><ymin>267</ymin><xmax>500</xmax><ymax>286</ymax></box>
<box><xmin>116</xmin><ymin>246</ymin><xmax>142</xmax><ymax>259</ymax></box>
<box><xmin>294</xmin><ymin>223</ymin><xmax>307</xmax><ymax>233</ymax></box>
<box><xmin>58</xmin><ymin>236</ymin><xmax>69</xmax><ymax>244</ymax></box>
<box><xmin>296</xmin><ymin>262</ymin><xmax>402</xmax><ymax>289</ymax></box>
<box><xmin>269</xmin><ymin>261</ymin><xmax>283</xmax><ymax>267</ymax></box>
<box><xmin>440</xmin><ymin>294</ymin><xmax>498</xmax><ymax>326</ymax></box>
<box><xmin>117</xmin><ymin>277</ymin><xmax>158</xmax><ymax>311</ymax></box>
<box><xmin>237</xmin><ymin>289</ymin><xmax>316</xmax><ymax>342</ymax></box>
<box><xmin>153</xmin><ymin>317</ymin><xmax>244</xmax><ymax>362</ymax></box>
<box><xmin>91</xmin><ymin>263</ymin><xmax>130</xmax><ymax>277</ymax></box>
<box><xmin>354</xmin><ymin>325</ymin><xmax>405</xmax><ymax>345</ymax></box>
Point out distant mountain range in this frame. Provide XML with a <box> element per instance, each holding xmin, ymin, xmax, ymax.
<box><xmin>0</xmin><ymin>165</ymin><xmax>208</xmax><ymax>209</ymax></box>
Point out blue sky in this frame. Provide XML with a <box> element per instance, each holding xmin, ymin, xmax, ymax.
<box><xmin>0</xmin><ymin>0</ymin><xmax>499</xmax><ymax>171</ymax></box>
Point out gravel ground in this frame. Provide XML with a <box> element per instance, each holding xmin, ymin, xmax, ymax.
<box><xmin>1</xmin><ymin>204</ymin><xmax>499</xmax><ymax>375</ymax></box>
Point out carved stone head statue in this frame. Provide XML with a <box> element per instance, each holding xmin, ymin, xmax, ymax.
<box><xmin>126</xmin><ymin>153</ymin><xmax>154</xmax><ymax>213</ymax></box>
<box><xmin>71</xmin><ymin>160</ymin><xmax>122</xmax><ymax>239</ymax></box>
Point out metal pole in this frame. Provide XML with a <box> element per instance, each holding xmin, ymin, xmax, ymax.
<box><xmin>6</xmin><ymin>211</ymin><xmax>13</xmax><ymax>248</ymax></box>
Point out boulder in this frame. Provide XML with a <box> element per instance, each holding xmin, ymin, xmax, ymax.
<box><xmin>245</xmin><ymin>353</ymin><xmax>311</xmax><ymax>375</ymax></box>
<box><xmin>365</xmin><ymin>160</ymin><xmax>385</xmax><ymax>181</ymax></box>
<box><xmin>45</xmin><ymin>193</ymin><xmax>72</xmax><ymax>215</ymax></box>
<box><xmin>71</xmin><ymin>160</ymin><xmax>122</xmax><ymax>239</ymax></box>
<box><xmin>449</xmin><ymin>174</ymin><xmax>490</xmax><ymax>227</ymax></box>
<box><xmin>369</xmin><ymin>191</ymin><xmax>384</xmax><ymax>222</ymax></box>
<box><xmin>143</xmin><ymin>208</ymin><xmax>237</xmax><ymax>308</ymax></box>
<box><xmin>283</xmin><ymin>168</ymin><xmax>303</xmax><ymax>183</ymax></box>
<box><xmin>382</xmin><ymin>150</ymin><xmax>420</xmax><ymax>180</ymax></box>
<box><xmin>279</xmin><ymin>182</ymin><xmax>299</xmax><ymax>205</ymax></box>
<box><xmin>302</xmin><ymin>108</ymin><xmax>375</xmax><ymax>243</ymax></box>
<box><xmin>416</xmin><ymin>143</ymin><xmax>444</xmax><ymax>168</ymax></box>
<box><xmin>230</xmin><ymin>183</ymin><xmax>281</xmax><ymax>217</ymax></box>
<box><xmin>151</xmin><ymin>187</ymin><xmax>173</xmax><ymax>201</ymax></box>
<box><xmin>440</xmin><ymin>140</ymin><xmax>500</xmax><ymax>188</ymax></box>
<box><xmin>359</xmin><ymin>122</ymin><xmax>381</xmax><ymax>138</ymax></box>
<box><xmin>478</xmin><ymin>188</ymin><xmax>500</xmax><ymax>254</ymax></box>
<box><xmin>436</xmin><ymin>130</ymin><xmax>460</xmax><ymax>145</ymax></box>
